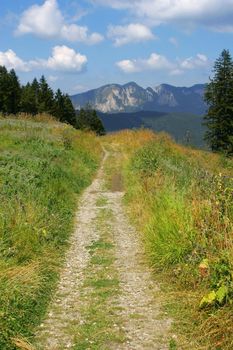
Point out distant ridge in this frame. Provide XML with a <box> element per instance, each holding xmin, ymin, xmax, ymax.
<box><xmin>70</xmin><ymin>82</ymin><xmax>206</xmax><ymax>115</ymax></box>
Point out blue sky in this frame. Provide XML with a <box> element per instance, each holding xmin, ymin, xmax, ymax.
<box><xmin>0</xmin><ymin>0</ymin><xmax>233</xmax><ymax>94</ymax></box>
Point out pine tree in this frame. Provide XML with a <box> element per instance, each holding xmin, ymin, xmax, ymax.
<box><xmin>63</xmin><ymin>94</ymin><xmax>76</xmax><ymax>126</ymax></box>
<box><xmin>31</xmin><ymin>78</ymin><xmax>40</xmax><ymax>111</ymax></box>
<box><xmin>54</xmin><ymin>90</ymin><xmax>76</xmax><ymax>126</ymax></box>
<box><xmin>37</xmin><ymin>75</ymin><xmax>55</xmax><ymax>114</ymax></box>
<box><xmin>54</xmin><ymin>89</ymin><xmax>65</xmax><ymax>120</ymax></box>
<box><xmin>76</xmin><ymin>105</ymin><xmax>105</xmax><ymax>135</ymax></box>
<box><xmin>0</xmin><ymin>66</ymin><xmax>9</xmax><ymax>114</ymax></box>
<box><xmin>204</xmin><ymin>49</ymin><xmax>233</xmax><ymax>154</ymax></box>
<box><xmin>20</xmin><ymin>83</ymin><xmax>38</xmax><ymax>114</ymax></box>
<box><xmin>0</xmin><ymin>67</ymin><xmax>21</xmax><ymax>114</ymax></box>
<box><xmin>7</xmin><ymin>69</ymin><xmax>21</xmax><ymax>114</ymax></box>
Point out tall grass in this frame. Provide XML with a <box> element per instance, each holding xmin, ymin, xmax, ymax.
<box><xmin>0</xmin><ymin>117</ymin><xmax>101</xmax><ymax>349</ymax></box>
<box><xmin>115</xmin><ymin>130</ymin><xmax>233</xmax><ymax>349</ymax></box>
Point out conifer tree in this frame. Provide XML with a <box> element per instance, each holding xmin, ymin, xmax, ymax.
<box><xmin>63</xmin><ymin>94</ymin><xmax>76</xmax><ymax>126</ymax></box>
<box><xmin>54</xmin><ymin>89</ymin><xmax>76</xmax><ymax>126</ymax></box>
<box><xmin>37</xmin><ymin>75</ymin><xmax>55</xmax><ymax>114</ymax></box>
<box><xmin>0</xmin><ymin>67</ymin><xmax>21</xmax><ymax>114</ymax></box>
<box><xmin>7</xmin><ymin>69</ymin><xmax>21</xmax><ymax>114</ymax></box>
<box><xmin>20</xmin><ymin>83</ymin><xmax>38</xmax><ymax>114</ymax></box>
<box><xmin>0</xmin><ymin>66</ymin><xmax>9</xmax><ymax>113</ymax></box>
<box><xmin>76</xmin><ymin>105</ymin><xmax>105</xmax><ymax>135</ymax></box>
<box><xmin>204</xmin><ymin>49</ymin><xmax>233</xmax><ymax>154</ymax></box>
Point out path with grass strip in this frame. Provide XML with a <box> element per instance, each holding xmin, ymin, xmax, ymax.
<box><xmin>35</xmin><ymin>150</ymin><xmax>171</xmax><ymax>350</ymax></box>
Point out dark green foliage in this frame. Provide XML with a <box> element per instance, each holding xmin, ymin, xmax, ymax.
<box><xmin>54</xmin><ymin>89</ymin><xmax>76</xmax><ymax>127</ymax></box>
<box><xmin>204</xmin><ymin>50</ymin><xmax>233</xmax><ymax>154</ymax></box>
<box><xmin>20</xmin><ymin>81</ymin><xmax>39</xmax><ymax>114</ymax></box>
<box><xmin>76</xmin><ymin>105</ymin><xmax>106</xmax><ymax>135</ymax></box>
<box><xmin>0</xmin><ymin>66</ymin><xmax>76</xmax><ymax>128</ymax></box>
<box><xmin>37</xmin><ymin>75</ymin><xmax>55</xmax><ymax>115</ymax></box>
<box><xmin>0</xmin><ymin>67</ymin><xmax>21</xmax><ymax>114</ymax></box>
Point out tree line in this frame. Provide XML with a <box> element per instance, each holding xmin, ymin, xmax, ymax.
<box><xmin>0</xmin><ymin>66</ymin><xmax>105</xmax><ymax>135</ymax></box>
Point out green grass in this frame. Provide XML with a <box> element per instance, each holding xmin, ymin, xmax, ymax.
<box><xmin>117</xmin><ymin>131</ymin><xmax>233</xmax><ymax>349</ymax></box>
<box><xmin>0</xmin><ymin>117</ymin><xmax>101</xmax><ymax>349</ymax></box>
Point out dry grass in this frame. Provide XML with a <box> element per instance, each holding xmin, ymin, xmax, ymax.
<box><xmin>0</xmin><ymin>113</ymin><xmax>57</xmax><ymax>123</ymax></box>
<box><xmin>12</xmin><ymin>338</ymin><xmax>36</xmax><ymax>350</ymax></box>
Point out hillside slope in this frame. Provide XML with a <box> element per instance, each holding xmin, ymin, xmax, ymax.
<box><xmin>0</xmin><ymin>116</ymin><xmax>101</xmax><ymax>349</ymax></box>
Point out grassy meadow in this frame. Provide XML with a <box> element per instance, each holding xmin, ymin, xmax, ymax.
<box><xmin>105</xmin><ymin>130</ymin><xmax>233</xmax><ymax>349</ymax></box>
<box><xmin>1</xmin><ymin>118</ymin><xmax>232</xmax><ymax>350</ymax></box>
<box><xmin>0</xmin><ymin>115</ymin><xmax>101</xmax><ymax>349</ymax></box>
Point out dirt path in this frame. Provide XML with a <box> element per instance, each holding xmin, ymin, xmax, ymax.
<box><xmin>35</xmin><ymin>150</ymin><xmax>171</xmax><ymax>350</ymax></box>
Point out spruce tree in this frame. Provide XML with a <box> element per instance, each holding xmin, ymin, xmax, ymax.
<box><xmin>0</xmin><ymin>67</ymin><xmax>21</xmax><ymax>114</ymax></box>
<box><xmin>54</xmin><ymin>90</ymin><xmax>76</xmax><ymax>126</ymax></box>
<box><xmin>20</xmin><ymin>83</ymin><xmax>38</xmax><ymax>114</ymax></box>
<box><xmin>76</xmin><ymin>105</ymin><xmax>105</xmax><ymax>135</ymax></box>
<box><xmin>63</xmin><ymin>94</ymin><xmax>76</xmax><ymax>127</ymax></box>
<box><xmin>204</xmin><ymin>49</ymin><xmax>233</xmax><ymax>154</ymax></box>
<box><xmin>38</xmin><ymin>75</ymin><xmax>55</xmax><ymax>114</ymax></box>
<box><xmin>54</xmin><ymin>89</ymin><xmax>65</xmax><ymax>120</ymax></box>
<box><xmin>7</xmin><ymin>69</ymin><xmax>21</xmax><ymax>114</ymax></box>
<box><xmin>0</xmin><ymin>66</ymin><xmax>9</xmax><ymax>114</ymax></box>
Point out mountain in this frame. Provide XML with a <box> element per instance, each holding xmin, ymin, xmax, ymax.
<box><xmin>71</xmin><ymin>82</ymin><xmax>206</xmax><ymax>115</ymax></box>
<box><xmin>98</xmin><ymin>111</ymin><xmax>206</xmax><ymax>148</ymax></box>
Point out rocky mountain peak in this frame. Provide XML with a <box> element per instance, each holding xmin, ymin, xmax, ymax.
<box><xmin>70</xmin><ymin>82</ymin><xmax>206</xmax><ymax>115</ymax></box>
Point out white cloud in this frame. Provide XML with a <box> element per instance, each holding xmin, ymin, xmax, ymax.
<box><xmin>16</xmin><ymin>0</ymin><xmax>103</xmax><ymax>44</ymax></box>
<box><xmin>92</xmin><ymin>0</ymin><xmax>233</xmax><ymax>32</ymax></box>
<box><xmin>0</xmin><ymin>46</ymin><xmax>87</xmax><ymax>73</ymax></box>
<box><xmin>180</xmin><ymin>54</ymin><xmax>209</xmax><ymax>70</ymax></box>
<box><xmin>0</xmin><ymin>49</ymin><xmax>30</xmax><ymax>72</ymax></box>
<box><xmin>116</xmin><ymin>52</ymin><xmax>210</xmax><ymax>74</ymax></box>
<box><xmin>41</xmin><ymin>46</ymin><xmax>87</xmax><ymax>71</ymax></box>
<box><xmin>116</xmin><ymin>53</ymin><xmax>174</xmax><ymax>73</ymax></box>
<box><xmin>116</xmin><ymin>60</ymin><xmax>141</xmax><ymax>73</ymax></box>
<box><xmin>107</xmin><ymin>23</ymin><xmax>155</xmax><ymax>46</ymax></box>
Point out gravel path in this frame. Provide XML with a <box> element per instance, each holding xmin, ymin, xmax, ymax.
<box><xmin>107</xmin><ymin>191</ymin><xmax>171</xmax><ymax>349</ymax></box>
<box><xmin>35</xmin><ymin>150</ymin><xmax>171</xmax><ymax>350</ymax></box>
<box><xmin>35</xmin><ymin>153</ymin><xmax>108</xmax><ymax>349</ymax></box>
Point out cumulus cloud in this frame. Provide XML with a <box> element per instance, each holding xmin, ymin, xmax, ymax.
<box><xmin>0</xmin><ymin>49</ymin><xmax>30</xmax><ymax>72</ymax></box>
<box><xmin>40</xmin><ymin>46</ymin><xmax>87</xmax><ymax>71</ymax></box>
<box><xmin>16</xmin><ymin>0</ymin><xmax>103</xmax><ymax>44</ymax></box>
<box><xmin>107</xmin><ymin>23</ymin><xmax>155</xmax><ymax>46</ymax></box>
<box><xmin>0</xmin><ymin>46</ymin><xmax>87</xmax><ymax>73</ymax></box>
<box><xmin>116</xmin><ymin>53</ymin><xmax>174</xmax><ymax>73</ymax></box>
<box><xmin>92</xmin><ymin>0</ymin><xmax>233</xmax><ymax>32</ymax></box>
<box><xmin>116</xmin><ymin>52</ymin><xmax>210</xmax><ymax>74</ymax></box>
